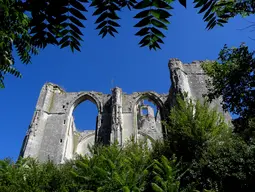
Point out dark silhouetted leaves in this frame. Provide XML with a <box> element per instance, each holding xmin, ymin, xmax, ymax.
<box><xmin>91</xmin><ymin>0</ymin><xmax>121</xmax><ymax>38</ymax></box>
<box><xmin>134</xmin><ymin>0</ymin><xmax>173</xmax><ymax>50</ymax></box>
<box><xmin>178</xmin><ymin>0</ymin><xmax>186</xmax><ymax>8</ymax></box>
<box><xmin>1</xmin><ymin>0</ymin><xmax>254</xmax><ymax>88</ymax></box>
<box><xmin>28</xmin><ymin>0</ymin><xmax>88</xmax><ymax>52</ymax></box>
<box><xmin>0</xmin><ymin>0</ymin><xmax>38</xmax><ymax>88</ymax></box>
<box><xmin>192</xmin><ymin>0</ymin><xmax>236</xmax><ymax>29</ymax></box>
<box><xmin>202</xmin><ymin>43</ymin><xmax>255</xmax><ymax>120</ymax></box>
<box><xmin>118</xmin><ymin>0</ymin><xmax>137</xmax><ymax>10</ymax></box>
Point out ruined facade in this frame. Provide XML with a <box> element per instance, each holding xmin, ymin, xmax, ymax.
<box><xmin>20</xmin><ymin>59</ymin><xmax>231</xmax><ymax>163</ymax></box>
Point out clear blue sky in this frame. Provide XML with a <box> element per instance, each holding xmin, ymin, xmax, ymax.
<box><xmin>1</xmin><ymin>2</ymin><xmax>255</xmax><ymax>160</ymax></box>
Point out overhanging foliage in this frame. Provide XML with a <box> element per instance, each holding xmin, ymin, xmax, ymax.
<box><xmin>1</xmin><ymin>0</ymin><xmax>249</xmax><ymax>88</ymax></box>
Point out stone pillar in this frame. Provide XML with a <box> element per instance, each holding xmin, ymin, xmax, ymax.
<box><xmin>96</xmin><ymin>113</ymin><xmax>102</xmax><ymax>142</ymax></box>
<box><xmin>111</xmin><ymin>87</ymin><xmax>123</xmax><ymax>145</ymax></box>
<box><xmin>21</xmin><ymin>83</ymin><xmax>54</xmax><ymax>158</ymax></box>
<box><xmin>168</xmin><ymin>58</ymin><xmax>193</xmax><ymax>98</ymax></box>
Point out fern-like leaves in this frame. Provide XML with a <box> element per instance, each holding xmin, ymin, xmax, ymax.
<box><xmin>193</xmin><ymin>0</ymin><xmax>229</xmax><ymax>29</ymax></box>
<box><xmin>27</xmin><ymin>0</ymin><xmax>88</xmax><ymax>52</ymax></box>
<box><xmin>91</xmin><ymin>0</ymin><xmax>121</xmax><ymax>38</ymax></box>
<box><xmin>151</xmin><ymin>155</ymin><xmax>180</xmax><ymax>192</ymax></box>
<box><xmin>0</xmin><ymin>0</ymin><xmax>37</xmax><ymax>88</ymax></box>
<box><xmin>177</xmin><ymin>0</ymin><xmax>235</xmax><ymax>29</ymax></box>
<box><xmin>134</xmin><ymin>0</ymin><xmax>173</xmax><ymax>50</ymax></box>
<box><xmin>1</xmin><ymin>0</ymin><xmax>253</xmax><ymax>89</ymax></box>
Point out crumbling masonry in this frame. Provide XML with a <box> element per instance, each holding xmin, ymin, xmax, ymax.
<box><xmin>20</xmin><ymin>59</ymin><xmax>231</xmax><ymax>163</ymax></box>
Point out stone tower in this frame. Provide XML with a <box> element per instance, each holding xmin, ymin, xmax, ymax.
<box><xmin>20</xmin><ymin>59</ymin><xmax>231</xmax><ymax>163</ymax></box>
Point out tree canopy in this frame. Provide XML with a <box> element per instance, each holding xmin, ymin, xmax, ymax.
<box><xmin>1</xmin><ymin>96</ymin><xmax>255</xmax><ymax>191</ymax></box>
<box><xmin>1</xmin><ymin>0</ymin><xmax>254</xmax><ymax>88</ymax></box>
<box><xmin>202</xmin><ymin>44</ymin><xmax>255</xmax><ymax>142</ymax></box>
<box><xmin>1</xmin><ymin>1</ymin><xmax>255</xmax><ymax>191</ymax></box>
<box><xmin>202</xmin><ymin>44</ymin><xmax>255</xmax><ymax>119</ymax></box>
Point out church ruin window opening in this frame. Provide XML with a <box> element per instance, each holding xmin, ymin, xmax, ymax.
<box><xmin>137</xmin><ymin>98</ymin><xmax>158</xmax><ymax>119</ymax></box>
<box><xmin>72</xmin><ymin>100</ymin><xmax>98</xmax><ymax>132</ymax></box>
<box><xmin>135</xmin><ymin>95</ymin><xmax>163</xmax><ymax>144</ymax></box>
<box><xmin>136</xmin><ymin>97</ymin><xmax>162</xmax><ymax>134</ymax></box>
<box><xmin>142</xmin><ymin>108</ymin><xmax>148</xmax><ymax>116</ymax></box>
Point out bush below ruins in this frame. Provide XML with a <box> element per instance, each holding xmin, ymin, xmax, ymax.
<box><xmin>1</xmin><ymin>97</ymin><xmax>255</xmax><ymax>192</ymax></box>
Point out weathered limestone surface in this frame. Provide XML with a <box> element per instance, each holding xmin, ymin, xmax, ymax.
<box><xmin>20</xmin><ymin>59</ymin><xmax>231</xmax><ymax>163</ymax></box>
<box><xmin>169</xmin><ymin>58</ymin><xmax>231</xmax><ymax>121</ymax></box>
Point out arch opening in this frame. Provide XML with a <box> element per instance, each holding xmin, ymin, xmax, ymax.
<box><xmin>73</xmin><ymin>101</ymin><xmax>98</xmax><ymax>132</ymax></box>
<box><xmin>134</xmin><ymin>94</ymin><xmax>164</xmax><ymax>143</ymax></box>
<box><xmin>64</xmin><ymin>94</ymin><xmax>102</xmax><ymax>159</ymax></box>
<box><xmin>138</xmin><ymin>98</ymin><xmax>159</xmax><ymax>118</ymax></box>
<box><xmin>72</xmin><ymin>99</ymin><xmax>99</xmax><ymax>157</ymax></box>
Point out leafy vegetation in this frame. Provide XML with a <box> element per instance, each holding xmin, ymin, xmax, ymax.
<box><xmin>71</xmin><ymin>141</ymin><xmax>152</xmax><ymax>192</ymax></box>
<box><xmin>0</xmin><ymin>141</ymin><xmax>181</xmax><ymax>192</ymax></box>
<box><xmin>1</xmin><ymin>96</ymin><xmax>255</xmax><ymax>191</ymax></box>
<box><xmin>1</xmin><ymin>0</ymin><xmax>253</xmax><ymax>88</ymax></box>
<box><xmin>0</xmin><ymin>0</ymin><xmax>38</xmax><ymax>88</ymax></box>
<box><xmin>202</xmin><ymin>44</ymin><xmax>255</xmax><ymax>119</ymax></box>
<box><xmin>154</xmin><ymin>96</ymin><xmax>255</xmax><ymax>192</ymax></box>
<box><xmin>1</xmin><ymin>2</ymin><xmax>255</xmax><ymax>190</ymax></box>
<box><xmin>0</xmin><ymin>157</ymin><xmax>73</xmax><ymax>192</ymax></box>
<box><xmin>202</xmin><ymin>44</ymin><xmax>255</xmax><ymax>142</ymax></box>
<box><xmin>164</xmin><ymin>95</ymin><xmax>230</xmax><ymax>162</ymax></box>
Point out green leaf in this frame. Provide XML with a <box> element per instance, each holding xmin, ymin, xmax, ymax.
<box><xmin>70</xmin><ymin>0</ymin><xmax>87</xmax><ymax>11</ymax></box>
<box><xmin>203</xmin><ymin>1</ymin><xmax>216</xmax><ymax>20</ymax></box>
<box><xmin>69</xmin><ymin>7</ymin><xmax>86</xmax><ymax>20</ymax></box>
<box><xmin>151</xmin><ymin>19</ymin><xmax>167</xmax><ymax>29</ymax></box>
<box><xmin>70</xmin><ymin>41</ymin><xmax>81</xmax><ymax>52</ymax></box>
<box><xmin>206</xmin><ymin>17</ymin><xmax>216</xmax><ymax>29</ymax></box>
<box><xmin>151</xmin><ymin>27</ymin><xmax>165</xmax><ymax>38</ymax></box>
<box><xmin>151</xmin><ymin>183</ymin><xmax>164</xmax><ymax>192</ymax></box>
<box><xmin>95</xmin><ymin>12</ymin><xmax>109</xmax><ymax>24</ymax></box>
<box><xmin>93</xmin><ymin>7</ymin><xmax>107</xmax><ymax>16</ymax></box>
<box><xmin>107</xmin><ymin>12</ymin><xmax>120</xmax><ymax>20</ymax></box>
<box><xmin>152</xmin><ymin>0</ymin><xmax>172</xmax><ymax>9</ymax></box>
<box><xmin>96</xmin><ymin>21</ymin><xmax>107</xmax><ymax>29</ymax></box>
<box><xmin>217</xmin><ymin>19</ymin><xmax>228</xmax><ymax>24</ymax></box>
<box><xmin>122</xmin><ymin>186</ymin><xmax>130</xmax><ymax>192</ymax></box>
<box><xmin>151</xmin><ymin>9</ymin><xmax>160</xmax><ymax>19</ymax></box>
<box><xmin>204</xmin><ymin>13</ymin><xmax>215</xmax><ymax>22</ymax></box>
<box><xmin>135</xmin><ymin>27</ymin><xmax>150</xmax><ymax>36</ymax></box>
<box><xmin>134</xmin><ymin>16</ymin><xmax>153</xmax><ymax>27</ymax></box>
<box><xmin>194</xmin><ymin>0</ymin><xmax>205</xmax><ymax>8</ymax></box>
<box><xmin>70</xmin><ymin>30</ymin><xmax>83</xmax><ymax>41</ymax></box>
<box><xmin>155</xmin><ymin>9</ymin><xmax>172</xmax><ymax>18</ymax></box>
<box><xmin>108</xmin><ymin>20</ymin><xmax>120</xmax><ymax>27</ymax></box>
<box><xmin>69</xmin><ymin>36</ymin><xmax>81</xmax><ymax>46</ymax></box>
<box><xmin>134</xmin><ymin>0</ymin><xmax>152</xmax><ymax>9</ymax></box>
<box><xmin>133</xmin><ymin>9</ymin><xmax>150</xmax><ymax>19</ymax></box>
<box><xmin>69</xmin><ymin>16</ymin><xmax>85</xmax><ymax>27</ymax></box>
<box><xmin>60</xmin><ymin>40</ymin><xmax>70</xmax><ymax>48</ymax></box>
<box><xmin>198</xmin><ymin>1</ymin><xmax>213</xmax><ymax>14</ymax></box>
<box><xmin>139</xmin><ymin>34</ymin><xmax>151</xmax><ymax>45</ymax></box>
<box><xmin>30</xmin><ymin>24</ymin><xmax>47</xmax><ymax>34</ymax></box>
<box><xmin>99</xmin><ymin>26</ymin><xmax>108</xmax><ymax>38</ymax></box>
<box><xmin>69</xmin><ymin>23</ymin><xmax>83</xmax><ymax>35</ymax></box>
<box><xmin>178</xmin><ymin>0</ymin><xmax>186</xmax><ymax>8</ymax></box>
<box><xmin>58</xmin><ymin>29</ymin><xmax>69</xmax><ymax>37</ymax></box>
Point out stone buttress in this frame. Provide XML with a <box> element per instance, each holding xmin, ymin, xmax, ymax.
<box><xmin>20</xmin><ymin>59</ymin><xmax>231</xmax><ymax>163</ymax></box>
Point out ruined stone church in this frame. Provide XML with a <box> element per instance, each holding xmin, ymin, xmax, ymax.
<box><xmin>20</xmin><ymin>59</ymin><xmax>230</xmax><ymax>164</ymax></box>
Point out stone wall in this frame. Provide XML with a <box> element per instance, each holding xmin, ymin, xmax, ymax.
<box><xmin>20</xmin><ymin>59</ymin><xmax>231</xmax><ymax>163</ymax></box>
<box><xmin>169</xmin><ymin>58</ymin><xmax>231</xmax><ymax>121</ymax></box>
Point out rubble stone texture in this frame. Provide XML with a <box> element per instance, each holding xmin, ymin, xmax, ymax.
<box><xmin>20</xmin><ymin>59</ymin><xmax>231</xmax><ymax>163</ymax></box>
